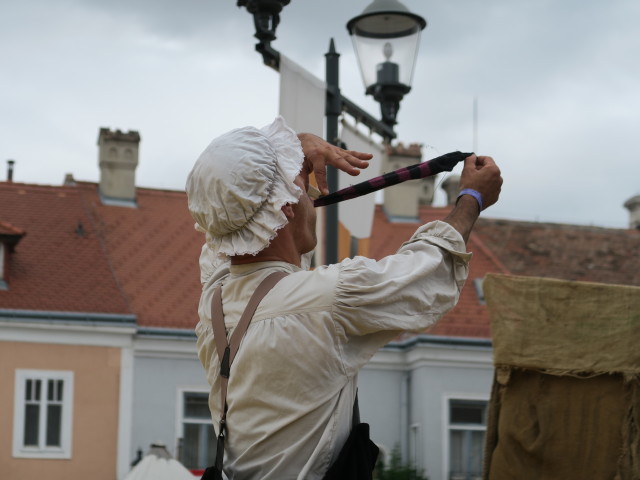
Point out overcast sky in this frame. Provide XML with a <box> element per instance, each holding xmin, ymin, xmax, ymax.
<box><xmin>1</xmin><ymin>0</ymin><xmax>638</xmax><ymax>228</ymax></box>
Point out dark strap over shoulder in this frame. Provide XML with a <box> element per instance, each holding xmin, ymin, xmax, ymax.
<box><xmin>203</xmin><ymin>271</ymin><xmax>289</xmax><ymax>480</ymax></box>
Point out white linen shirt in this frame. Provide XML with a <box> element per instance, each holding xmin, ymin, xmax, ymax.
<box><xmin>195</xmin><ymin>220</ymin><xmax>471</xmax><ymax>479</ymax></box>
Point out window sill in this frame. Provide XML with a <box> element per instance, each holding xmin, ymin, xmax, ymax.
<box><xmin>12</xmin><ymin>447</ymin><xmax>71</xmax><ymax>460</ymax></box>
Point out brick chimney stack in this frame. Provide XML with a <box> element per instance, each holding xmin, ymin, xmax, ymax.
<box><xmin>97</xmin><ymin>128</ymin><xmax>140</xmax><ymax>206</ymax></box>
<box><xmin>623</xmin><ymin>195</ymin><xmax>640</xmax><ymax>230</ymax></box>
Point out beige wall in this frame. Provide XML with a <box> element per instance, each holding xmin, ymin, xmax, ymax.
<box><xmin>0</xmin><ymin>341</ymin><xmax>121</xmax><ymax>480</ymax></box>
<box><xmin>338</xmin><ymin>222</ymin><xmax>371</xmax><ymax>260</ymax></box>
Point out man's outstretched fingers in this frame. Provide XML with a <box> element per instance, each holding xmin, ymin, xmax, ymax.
<box><xmin>313</xmin><ymin>167</ymin><xmax>329</xmax><ymax>196</ymax></box>
<box><xmin>298</xmin><ymin>133</ymin><xmax>372</xmax><ymax>195</ymax></box>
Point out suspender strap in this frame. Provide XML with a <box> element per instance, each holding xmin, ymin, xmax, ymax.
<box><xmin>213</xmin><ymin>271</ymin><xmax>289</xmax><ymax>370</ymax></box>
<box><xmin>352</xmin><ymin>392</ymin><xmax>360</xmax><ymax>427</ymax></box>
<box><xmin>208</xmin><ymin>271</ymin><xmax>289</xmax><ymax>477</ymax></box>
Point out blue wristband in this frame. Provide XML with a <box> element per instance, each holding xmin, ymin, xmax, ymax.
<box><xmin>457</xmin><ymin>188</ymin><xmax>483</xmax><ymax>212</ymax></box>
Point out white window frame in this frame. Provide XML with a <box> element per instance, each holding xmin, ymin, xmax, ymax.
<box><xmin>175</xmin><ymin>386</ymin><xmax>214</xmax><ymax>470</ymax></box>
<box><xmin>13</xmin><ymin>370</ymin><xmax>74</xmax><ymax>459</ymax></box>
<box><xmin>442</xmin><ymin>394</ymin><xmax>488</xmax><ymax>480</ymax></box>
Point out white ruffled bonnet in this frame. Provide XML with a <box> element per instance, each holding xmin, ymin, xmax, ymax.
<box><xmin>186</xmin><ymin>116</ymin><xmax>304</xmax><ymax>258</ymax></box>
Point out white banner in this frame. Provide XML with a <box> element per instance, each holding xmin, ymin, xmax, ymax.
<box><xmin>338</xmin><ymin>121</ymin><xmax>383</xmax><ymax>239</ymax></box>
<box><xmin>279</xmin><ymin>55</ymin><xmax>326</xmax><ymax>263</ymax></box>
<box><xmin>278</xmin><ymin>55</ymin><xmax>325</xmax><ymax>136</ymax></box>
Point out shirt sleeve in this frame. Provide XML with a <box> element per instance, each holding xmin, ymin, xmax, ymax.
<box><xmin>332</xmin><ymin>220</ymin><xmax>471</xmax><ymax>375</ymax></box>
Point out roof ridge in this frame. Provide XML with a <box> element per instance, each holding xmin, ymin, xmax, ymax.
<box><xmin>71</xmin><ymin>180</ymin><xmax>187</xmax><ymax>196</ymax></box>
<box><xmin>478</xmin><ymin>216</ymin><xmax>630</xmax><ymax>232</ymax></box>
<box><xmin>1</xmin><ymin>180</ymin><xmax>187</xmax><ymax>197</ymax></box>
<box><xmin>135</xmin><ymin>186</ymin><xmax>187</xmax><ymax>196</ymax></box>
<box><xmin>0</xmin><ymin>181</ymin><xmax>83</xmax><ymax>193</ymax></box>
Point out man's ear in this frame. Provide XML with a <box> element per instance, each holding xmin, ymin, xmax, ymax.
<box><xmin>281</xmin><ymin>204</ymin><xmax>295</xmax><ymax>219</ymax></box>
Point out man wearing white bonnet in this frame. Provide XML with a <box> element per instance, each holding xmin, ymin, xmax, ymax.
<box><xmin>186</xmin><ymin>116</ymin><xmax>502</xmax><ymax>479</ymax></box>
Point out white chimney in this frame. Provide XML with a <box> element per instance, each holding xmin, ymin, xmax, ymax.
<box><xmin>97</xmin><ymin>128</ymin><xmax>140</xmax><ymax>206</ymax></box>
<box><xmin>381</xmin><ymin>143</ymin><xmax>423</xmax><ymax>221</ymax></box>
<box><xmin>624</xmin><ymin>195</ymin><xmax>640</xmax><ymax>229</ymax></box>
<box><xmin>441</xmin><ymin>174</ymin><xmax>461</xmax><ymax>206</ymax></box>
<box><xmin>418</xmin><ymin>176</ymin><xmax>436</xmax><ymax>206</ymax></box>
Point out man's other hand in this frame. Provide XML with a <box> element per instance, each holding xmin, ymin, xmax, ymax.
<box><xmin>459</xmin><ymin>154</ymin><xmax>503</xmax><ymax>210</ymax></box>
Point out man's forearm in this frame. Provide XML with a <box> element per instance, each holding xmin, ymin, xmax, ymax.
<box><xmin>444</xmin><ymin>154</ymin><xmax>502</xmax><ymax>243</ymax></box>
<box><xmin>443</xmin><ymin>195</ymin><xmax>480</xmax><ymax>244</ymax></box>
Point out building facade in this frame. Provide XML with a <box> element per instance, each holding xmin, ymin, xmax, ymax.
<box><xmin>2</xmin><ymin>130</ymin><xmax>638</xmax><ymax>480</ymax></box>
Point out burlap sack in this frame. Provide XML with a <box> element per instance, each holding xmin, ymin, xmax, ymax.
<box><xmin>483</xmin><ymin>274</ymin><xmax>640</xmax><ymax>480</ymax></box>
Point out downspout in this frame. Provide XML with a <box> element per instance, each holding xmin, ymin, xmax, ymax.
<box><xmin>400</xmin><ymin>371</ymin><xmax>412</xmax><ymax>463</ymax></box>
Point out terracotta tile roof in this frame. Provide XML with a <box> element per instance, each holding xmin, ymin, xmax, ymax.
<box><xmin>368</xmin><ymin>204</ymin><xmax>640</xmax><ymax>339</ymax></box>
<box><xmin>0</xmin><ymin>179</ymin><xmax>205</xmax><ymax>329</ymax></box>
<box><xmin>0</xmin><ymin>182</ymin><xmax>131</xmax><ymax>314</ymax></box>
<box><xmin>4</xmin><ymin>176</ymin><xmax>637</xmax><ymax>337</ymax></box>
<box><xmin>74</xmin><ymin>182</ymin><xmax>202</xmax><ymax>328</ymax></box>
<box><xmin>474</xmin><ymin>218</ymin><xmax>640</xmax><ymax>286</ymax></box>
<box><xmin>368</xmin><ymin>204</ymin><xmax>505</xmax><ymax>339</ymax></box>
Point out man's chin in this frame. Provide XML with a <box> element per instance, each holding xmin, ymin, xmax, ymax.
<box><xmin>302</xmin><ymin>240</ymin><xmax>318</xmax><ymax>255</ymax></box>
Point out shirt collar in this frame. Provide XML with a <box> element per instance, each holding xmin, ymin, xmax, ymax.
<box><xmin>229</xmin><ymin>261</ymin><xmax>301</xmax><ymax>278</ymax></box>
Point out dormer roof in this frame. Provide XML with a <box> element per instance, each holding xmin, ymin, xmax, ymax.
<box><xmin>0</xmin><ymin>220</ymin><xmax>26</xmax><ymax>250</ymax></box>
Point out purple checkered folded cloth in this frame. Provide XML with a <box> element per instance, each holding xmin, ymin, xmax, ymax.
<box><xmin>313</xmin><ymin>151</ymin><xmax>472</xmax><ymax>208</ymax></box>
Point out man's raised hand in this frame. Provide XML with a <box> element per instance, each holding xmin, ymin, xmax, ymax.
<box><xmin>298</xmin><ymin>133</ymin><xmax>372</xmax><ymax>196</ymax></box>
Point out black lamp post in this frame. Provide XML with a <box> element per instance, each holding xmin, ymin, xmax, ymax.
<box><xmin>236</xmin><ymin>0</ymin><xmax>426</xmax><ymax>264</ymax></box>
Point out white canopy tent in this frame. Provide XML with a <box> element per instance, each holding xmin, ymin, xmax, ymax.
<box><xmin>124</xmin><ymin>444</ymin><xmax>197</xmax><ymax>480</ymax></box>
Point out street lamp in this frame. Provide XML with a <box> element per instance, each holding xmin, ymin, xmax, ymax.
<box><xmin>236</xmin><ymin>0</ymin><xmax>426</xmax><ymax>264</ymax></box>
<box><xmin>347</xmin><ymin>0</ymin><xmax>427</xmax><ymax>127</ymax></box>
<box><xmin>236</xmin><ymin>0</ymin><xmax>290</xmax><ymax>68</ymax></box>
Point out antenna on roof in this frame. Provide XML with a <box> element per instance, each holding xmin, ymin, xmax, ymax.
<box><xmin>473</xmin><ymin>96</ymin><xmax>478</xmax><ymax>153</ymax></box>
